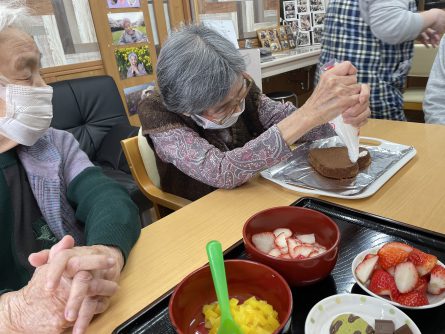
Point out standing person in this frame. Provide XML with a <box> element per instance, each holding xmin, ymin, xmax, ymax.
<box><xmin>424</xmin><ymin>35</ymin><xmax>445</xmax><ymax>124</ymax></box>
<box><xmin>0</xmin><ymin>2</ymin><xmax>140</xmax><ymax>333</ymax></box>
<box><xmin>316</xmin><ymin>0</ymin><xmax>445</xmax><ymax>120</ymax></box>
<box><xmin>138</xmin><ymin>25</ymin><xmax>370</xmax><ymax>202</ymax></box>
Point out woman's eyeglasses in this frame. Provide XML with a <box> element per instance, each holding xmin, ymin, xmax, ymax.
<box><xmin>205</xmin><ymin>74</ymin><xmax>253</xmax><ymax>125</ymax></box>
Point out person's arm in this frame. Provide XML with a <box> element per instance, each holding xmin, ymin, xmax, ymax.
<box><xmin>424</xmin><ymin>36</ymin><xmax>445</xmax><ymax>124</ymax></box>
<box><xmin>150</xmin><ymin>125</ymin><xmax>293</xmax><ymax>189</ymax></box>
<box><xmin>359</xmin><ymin>0</ymin><xmax>423</xmax><ymax>44</ymax></box>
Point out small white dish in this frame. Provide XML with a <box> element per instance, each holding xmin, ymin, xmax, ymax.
<box><xmin>352</xmin><ymin>246</ymin><xmax>445</xmax><ymax>310</ymax></box>
<box><xmin>304</xmin><ymin>293</ymin><xmax>421</xmax><ymax>334</ymax></box>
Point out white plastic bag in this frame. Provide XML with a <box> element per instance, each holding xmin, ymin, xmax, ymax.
<box><xmin>320</xmin><ymin>60</ymin><xmax>359</xmax><ymax>163</ymax></box>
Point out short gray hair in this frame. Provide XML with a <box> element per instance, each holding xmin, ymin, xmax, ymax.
<box><xmin>157</xmin><ymin>24</ymin><xmax>246</xmax><ymax>115</ymax></box>
<box><xmin>0</xmin><ymin>1</ymin><xmax>32</xmax><ymax>33</ymax></box>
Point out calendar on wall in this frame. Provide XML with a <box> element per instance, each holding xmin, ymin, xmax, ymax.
<box><xmin>282</xmin><ymin>0</ymin><xmax>325</xmax><ymax>46</ymax></box>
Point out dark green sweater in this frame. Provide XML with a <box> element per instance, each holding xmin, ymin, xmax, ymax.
<box><xmin>0</xmin><ymin>151</ymin><xmax>140</xmax><ymax>292</ymax></box>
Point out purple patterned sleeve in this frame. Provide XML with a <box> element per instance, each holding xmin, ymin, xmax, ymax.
<box><xmin>258</xmin><ymin>94</ymin><xmax>336</xmax><ymax>142</ymax></box>
<box><xmin>150</xmin><ymin>125</ymin><xmax>292</xmax><ymax>189</ymax></box>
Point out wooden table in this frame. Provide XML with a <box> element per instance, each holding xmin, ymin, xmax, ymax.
<box><xmin>87</xmin><ymin>119</ymin><xmax>445</xmax><ymax>333</ymax></box>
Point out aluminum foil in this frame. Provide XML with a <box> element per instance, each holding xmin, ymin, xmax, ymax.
<box><xmin>264</xmin><ymin>137</ymin><xmax>415</xmax><ymax>196</ymax></box>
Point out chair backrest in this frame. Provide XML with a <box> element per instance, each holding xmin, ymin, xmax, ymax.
<box><xmin>121</xmin><ymin>135</ymin><xmax>191</xmax><ymax>219</ymax></box>
<box><xmin>137</xmin><ymin>128</ymin><xmax>161</xmax><ymax>188</ymax></box>
<box><xmin>408</xmin><ymin>43</ymin><xmax>439</xmax><ymax>77</ymax></box>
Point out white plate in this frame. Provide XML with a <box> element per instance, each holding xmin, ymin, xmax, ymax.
<box><xmin>260</xmin><ymin>136</ymin><xmax>416</xmax><ymax>199</ymax></box>
<box><xmin>304</xmin><ymin>293</ymin><xmax>421</xmax><ymax>334</ymax></box>
<box><xmin>352</xmin><ymin>246</ymin><xmax>445</xmax><ymax>310</ymax></box>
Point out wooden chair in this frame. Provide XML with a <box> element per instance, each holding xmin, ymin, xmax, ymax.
<box><xmin>121</xmin><ymin>131</ymin><xmax>191</xmax><ymax>220</ymax></box>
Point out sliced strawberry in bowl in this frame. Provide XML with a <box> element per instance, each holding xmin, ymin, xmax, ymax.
<box><xmin>252</xmin><ymin>232</ymin><xmax>275</xmax><ymax>254</ymax></box>
<box><xmin>409</xmin><ymin>248</ymin><xmax>438</xmax><ymax>276</ymax></box>
<box><xmin>394</xmin><ymin>261</ymin><xmax>419</xmax><ymax>294</ymax></box>
<box><xmin>273</xmin><ymin>228</ymin><xmax>292</xmax><ymax>238</ymax></box>
<box><xmin>368</xmin><ymin>269</ymin><xmax>398</xmax><ymax>297</ymax></box>
<box><xmin>395</xmin><ymin>290</ymin><xmax>429</xmax><ymax>307</ymax></box>
<box><xmin>355</xmin><ymin>254</ymin><xmax>379</xmax><ymax>284</ymax></box>
<box><xmin>377</xmin><ymin>242</ymin><xmax>413</xmax><ymax>270</ymax></box>
<box><xmin>428</xmin><ymin>264</ymin><xmax>445</xmax><ymax>295</ymax></box>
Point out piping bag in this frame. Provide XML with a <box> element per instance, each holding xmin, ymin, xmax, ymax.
<box><xmin>320</xmin><ymin>59</ymin><xmax>359</xmax><ymax>163</ymax></box>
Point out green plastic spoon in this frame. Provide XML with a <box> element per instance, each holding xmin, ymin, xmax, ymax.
<box><xmin>206</xmin><ymin>240</ymin><xmax>243</xmax><ymax>334</ymax></box>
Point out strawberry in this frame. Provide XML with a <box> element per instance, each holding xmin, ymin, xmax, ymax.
<box><xmin>395</xmin><ymin>290</ymin><xmax>429</xmax><ymax>307</ymax></box>
<box><xmin>273</xmin><ymin>228</ymin><xmax>292</xmax><ymax>238</ymax></box>
<box><xmin>355</xmin><ymin>254</ymin><xmax>379</xmax><ymax>284</ymax></box>
<box><xmin>290</xmin><ymin>245</ymin><xmax>313</xmax><ymax>259</ymax></box>
<box><xmin>408</xmin><ymin>248</ymin><xmax>437</xmax><ymax>276</ymax></box>
<box><xmin>268</xmin><ymin>248</ymin><xmax>281</xmax><ymax>257</ymax></box>
<box><xmin>295</xmin><ymin>233</ymin><xmax>315</xmax><ymax>244</ymax></box>
<box><xmin>368</xmin><ymin>269</ymin><xmax>398</xmax><ymax>297</ymax></box>
<box><xmin>387</xmin><ymin>266</ymin><xmax>395</xmax><ymax>276</ymax></box>
<box><xmin>280</xmin><ymin>254</ymin><xmax>291</xmax><ymax>259</ymax></box>
<box><xmin>274</xmin><ymin>232</ymin><xmax>288</xmax><ymax>249</ymax></box>
<box><xmin>414</xmin><ymin>276</ymin><xmax>429</xmax><ymax>293</ymax></box>
<box><xmin>427</xmin><ymin>264</ymin><xmax>445</xmax><ymax>295</ymax></box>
<box><xmin>377</xmin><ymin>242</ymin><xmax>413</xmax><ymax>270</ymax></box>
<box><xmin>252</xmin><ymin>232</ymin><xmax>275</xmax><ymax>254</ymax></box>
<box><xmin>394</xmin><ymin>261</ymin><xmax>419</xmax><ymax>293</ymax></box>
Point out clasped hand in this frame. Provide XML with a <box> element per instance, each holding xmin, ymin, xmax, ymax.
<box><xmin>2</xmin><ymin>236</ymin><xmax>124</xmax><ymax>334</ymax></box>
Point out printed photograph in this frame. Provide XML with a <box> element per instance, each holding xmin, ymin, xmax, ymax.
<box><xmin>115</xmin><ymin>45</ymin><xmax>153</xmax><ymax>80</ymax></box>
<box><xmin>312</xmin><ymin>12</ymin><xmax>325</xmax><ymax>26</ymax></box>
<box><xmin>297</xmin><ymin>0</ymin><xmax>308</xmax><ymax>13</ymax></box>
<box><xmin>298</xmin><ymin>13</ymin><xmax>312</xmax><ymax>31</ymax></box>
<box><xmin>310</xmin><ymin>0</ymin><xmax>325</xmax><ymax>12</ymax></box>
<box><xmin>107</xmin><ymin>12</ymin><xmax>148</xmax><ymax>45</ymax></box>
<box><xmin>297</xmin><ymin>31</ymin><xmax>311</xmax><ymax>46</ymax></box>
<box><xmin>256</xmin><ymin>28</ymin><xmax>282</xmax><ymax>52</ymax></box>
<box><xmin>107</xmin><ymin>0</ymin><xmax>140</xmax><ymax>8</ymax></box>
<box><xmin>312</xmin><ymin>26</ymin><xmax>323</xmax><ymax>45</ymax></box>
<box><xmin>124</xmin><ymin>82</ymin><xmax>155</xmax><ymax>115</ymax></box>
<box><xmin>283</xmin><ymin>1</ymin><xmax>297</xmax><ymax>20</ymax></box>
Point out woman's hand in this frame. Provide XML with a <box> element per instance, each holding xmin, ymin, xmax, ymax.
<box><xmin>342</xmin><ymin>83</ymin><xmax>371</xmax><ymax>128</ymax></box>
<box><xmin>300</xmin><ymin>61</ymin><xmax>364</xmax><ymax>128</ymax></box>
<box><xmin>27</xmin><ymin>236</ymin><xmax>124</xmax><ymax>334</ymax></box>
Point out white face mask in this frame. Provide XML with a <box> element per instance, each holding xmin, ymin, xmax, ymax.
<box><xmin>191</xmin><ymin>99</ymin><xmax>245</xmax><ymax>130</ymax></box>
<box><xmin>0</xmin><ymin>84</ymin><xmax>53</xmax><ymax>146</ymax></box>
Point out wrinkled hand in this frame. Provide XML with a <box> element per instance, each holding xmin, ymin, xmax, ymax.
<box><xmin>342</xmin><ymin>83</ymin><xmax>370</xmax><ymax>128</ymax></box>
<box><xmin>301</xmin><ymin>61</ymin><xmax>367</xmax><ymax>128</ymax></box>
<box><xmin>29</xmin><ymin>236</ymin><xmax>124</xmax><ymax>334</ymax></box>
<box><xmin>417</xmin><ymin>28</ymin><xmax>440</xmax><ymax>48</ymax></box>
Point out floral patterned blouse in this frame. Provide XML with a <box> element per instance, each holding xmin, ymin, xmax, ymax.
<box><xmin>149</xmin><ymin>95</ymin><xmax>332</xmax><ymax>189</ymax></box>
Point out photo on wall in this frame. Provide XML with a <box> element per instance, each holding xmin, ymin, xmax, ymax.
<box><xmin>297</xmin><ymin>31</ymin><xmax>311</xmax><ymax>46</ymax></box>
<box><xmin>312</xmin><ymin>12</ymin><xmax>325</xmax><ymax>26</ymax></box>
<box><xmin>283</xmin><ymin>1</ymin><xmax>297</xmax><ymax>21</ymax></box>
<box><xmin>107</xmin><ymin>0</ymin><xmax>141</xmax><ymax>8</ymax></box>
<box><xmin>298</xmin><ymin>13</ymin><xmax>312</xmax><ymax>31</ymax></box>
<box><xmin>312</xmin><ymin>26</ymin><xmax>323</xmax><ymax>45</ymax></box>
<box><xmin>108</xmin><ymin>12</ymin><xmax>148</xmax><ymax>45</ymax></box>
<box><xmin>297</xmin><ymin>0</ymin><xmax>308</xmax><ymax>13</ymax></box>
<box><xmin>115</xmin><ymin>45</ymin><xmax>153</xmax><ymax>80</ymax></box>
<box><xmin>310</xmin><ymin>0</ymin><xmax>325</xmax><ymax>12</ymax></box>
<box><xmin>124</xmin><ymin>82</ymin><xmax>155</xmax><ymax>115</ymax></box>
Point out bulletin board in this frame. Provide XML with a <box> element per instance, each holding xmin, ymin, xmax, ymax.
<box><xmin>89</xmin><ymin>0</ymin><xmax>159</xmax><ymax>126</ymax></box>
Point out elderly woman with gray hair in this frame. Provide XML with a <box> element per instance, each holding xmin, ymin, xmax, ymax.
<box><xmin>118</xmin><ymin>17</ymin><xmax>147</xmax><ymax>45</ymax></box>
<box><xmin>138</xmin><ymin>25</ymin><xmax>370</xmax><ymax>201</ymax></box>
<box><xmin>0</xmin><ymin>2</ymin><xmax>140</xmax><ymax>333</ymax></box>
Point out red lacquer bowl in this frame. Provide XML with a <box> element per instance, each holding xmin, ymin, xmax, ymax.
<box><xmin>169</xmin><ymin>259</ymin><xmax>293</xmax><ymax>334</ymax></box>
<box><xmin>243</xmin><ymin>206</ymin><xmax>340</xmax><ymax>286</ymax></box>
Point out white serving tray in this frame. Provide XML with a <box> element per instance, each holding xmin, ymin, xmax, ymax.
<box><xmin>260</xmin><ymin>137</ymin><xmax>416</xmax><ymax>199</ymax></box>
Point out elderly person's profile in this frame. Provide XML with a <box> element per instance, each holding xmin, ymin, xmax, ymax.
<box><xmin>127</xmin><ymin>51</ymin><xmax>147</xmax><ymax>78</ymax></box>
<box><xmin>137</xmin><ymin>25</ymin><xmax>370</xmax><ymax>202</ymax></box>
<box><xmin>118</xmin><ymin>17</ymin><xmax>148</xmax><ymax>44</ymax></box>
<box><xmin>0</xmin><ymin>2</ymin><xmax>140</xmax><ymax>333</ymax></box>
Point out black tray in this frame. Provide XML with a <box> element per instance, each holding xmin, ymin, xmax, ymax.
<box><xmin>113</xmin><ymin>197</ymin><xmax>445</xmax><ymax>334</ymax></box>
